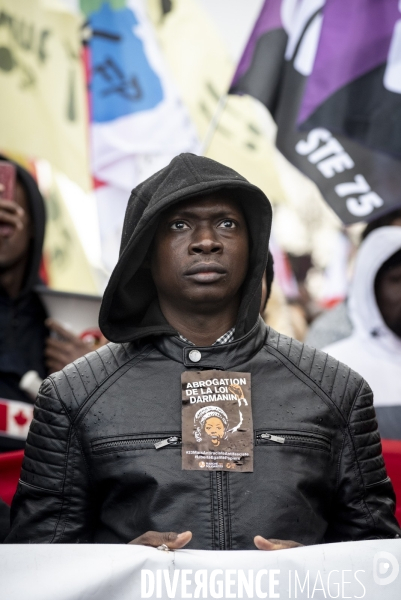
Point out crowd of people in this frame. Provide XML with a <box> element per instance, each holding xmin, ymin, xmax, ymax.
<box><xmin>0</xmin><ymin>154</ymin><xmax>400</xmax><ymax>547</ymax></box>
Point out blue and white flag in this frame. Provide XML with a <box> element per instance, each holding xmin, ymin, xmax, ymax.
<box><xmin>85</xmin><ymin>0</ymin><xmax>199</xmax><ymax>271</ymax></box>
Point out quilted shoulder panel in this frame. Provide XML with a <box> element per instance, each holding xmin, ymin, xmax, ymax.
<box><xmin>22</xmin><ymin>377</ymin><xmax>71</xmax><ymax>493</ymax></box>
<box><xmin>48</xmin><ymin>342</ymin><xmax>141</xmax><ymax>416</ymax></box>
<box><xmin>8</xmin><ymin>376</ymin><xmax>96</xmax><ymax>542</ymax></box>
<box><xmin>347</xmin><ymin>378</ymin><xmax>385</xmax><ymax>485</ymax></box>
<box><xmin>265</xmin><ymin>328</ymin><xmax>363</xmax><ymax>418</ymax></box>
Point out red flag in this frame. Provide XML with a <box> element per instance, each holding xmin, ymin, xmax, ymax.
<box><xmin>0</xmin><ymin>450</ymin><xmax>24</xmax><ymax>505</ymax></box>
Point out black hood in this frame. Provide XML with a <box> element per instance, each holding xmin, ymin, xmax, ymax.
<box><xmin>100</xmin><ymin>153</ymin><xmax>272</xmax><ymax>343</ymax></box>
<box><xmin>0</xmin><ymin>155</ymin><xmax>46</xmax><ymax>297</ymax></box>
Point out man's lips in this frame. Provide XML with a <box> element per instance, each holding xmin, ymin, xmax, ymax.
<box><xmin>184</xmin><ymin>262</ymin><xmax>227</xmax><ymax>283</ymax></box>
<box><xmin>185</xmin><ymin>262</ymin><xmax>226</xmax><ymax>275</ymax></box>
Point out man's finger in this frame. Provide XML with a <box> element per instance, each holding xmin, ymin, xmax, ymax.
<box><xmin>254</xmin><ymin>536</ymin><xmax>303</xmax><ymax>551</ymax></box>
<box><xmin>163</xmin><ymin>531</ymin><xmax>192</xmax><ymax>549</ymax></box>
<box><xmin>254</xmin><ymin>536</ymin><xmax>282</xmax><ymax>550</ymax></box>
<box><xmin>129</xmin><ymin>530</ymin><xmax>192</xmax><ymax>549</ymax></box>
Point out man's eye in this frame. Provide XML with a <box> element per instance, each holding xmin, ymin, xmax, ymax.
<box><xmin>170</xmin><ymin>221</ymin><xmax>189</xmax><ymax>230</ymax></box>
<box><xmin>218</xmin><ymin>219</ymin><xmax>236</xmax><ymax>229</ymax></box>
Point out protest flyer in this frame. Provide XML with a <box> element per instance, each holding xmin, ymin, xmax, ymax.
<box><xmin>181</xmin><ymin>370</ymin><xmax>253</xmax><ymax>472</ymax></box>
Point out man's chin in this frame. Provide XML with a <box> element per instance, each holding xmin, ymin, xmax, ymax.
<box><xmin>181</xmin><ymin>290</ymin><xmax>235</xmax><ymax>309</ymax></box>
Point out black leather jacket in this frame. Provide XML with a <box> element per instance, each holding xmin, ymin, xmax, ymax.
<box><xmin>6</xmin><ymin>319</ymin><xmax>400</xmax><ymax>547</ymax></box>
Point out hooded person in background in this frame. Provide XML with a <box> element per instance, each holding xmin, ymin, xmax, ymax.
<box><xmin>0</xmin><ymin>158</ymin><xmax>47</xmax><ymax>407</ymax></box>
<box><xmin>0</xmin><ymin>157</ymin><xmax>103</xmax><ymax>451</ymax></box>
<box><xmin>324</xmin><ymin>227</ymin><xmax>401</xmax><ymax>440</ymax></box>
<box><xmin>306</xmin><ymin>207</ymin><xmax>401</xmax><ymax>350</ymax></box>
<box><xmin>6</xmin><ymin>154</ymin><xmax>399</xmax><ymax>548</ymax></box>
<box><xmin>0</xmin><ymin>158</ymin><xmax>104</xmax><ymax>541</ymax></box>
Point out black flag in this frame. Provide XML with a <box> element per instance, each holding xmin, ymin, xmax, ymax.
<box><xmin>230</xmin><ymin>0</ymin><xmax>401</xmax><ymax>224</ymax></box>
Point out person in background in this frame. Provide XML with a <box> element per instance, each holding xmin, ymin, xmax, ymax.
<box><xmin>0</xmin><ymin>156</ymin><xmax>48</xmax><ymax>539</ymax></box>
<box><xmin>0</xmin><ymin>157</ymin><xmax>104</xmax><ymax>540</ymax></box>
<box><xmin>306</xmin><ymin>207</ymin><xmax>401</xmax><ymax>349</ymax></box>
<box><xmin>0</xmin><ymin>157</ymin><xmax>101</xmax><ymax>450</ymax></box>
<box><xmin>323</xmin><ymin>227</ymin><xmax>401</xmax><ymax>440</ymax></box>
<box><xmin>362</xmin><ymin>208</ymin><xmax>401</xmax><ymax>240</ymax></box>
<box><xmin>0</xmin><ymin>158</ymin><xmax>47</xmax><ymax>412</ymax></box>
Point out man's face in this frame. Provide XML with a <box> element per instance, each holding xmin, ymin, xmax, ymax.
<box><xmin>0</xmin><ymin>180</ymin><xmax>31</xmax><ymax>271</ymax></box>
<box><xmin>151</xmin><ymin>195</ymin><xmax>249</xmax><ymax>312</ymax></box>
<box><xmin>375</xmin><ymin>263</ymin><xmax>401</xmax><ymax>338</ymax></box>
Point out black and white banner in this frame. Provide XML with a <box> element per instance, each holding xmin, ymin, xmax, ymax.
<box><xmin>1</xmin><ymin>539</ymin><xmax>400</xmax><ymax>599</ymax></box>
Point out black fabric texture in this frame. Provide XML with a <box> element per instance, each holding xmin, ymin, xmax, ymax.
<box><xmin>6</xmin><ymin>325</ymin><xmax>400</xmax><ymax>546</ymax></box>
<box><xmin>6</xmin><ymin>155</ymin><xmax>399</xmax><ymax>547</ymax></box>
<box><xmin>99</xmin><ymin>153</ymin><xmax>272</xmax><ymax>342</ymax></box>
<box><xmin>0</xmin><ymin>156</ymin><xmax>47</xmax><ymax>416</ymax></box>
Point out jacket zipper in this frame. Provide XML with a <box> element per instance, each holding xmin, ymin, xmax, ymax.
<box><xmin>256</xmin><ymin>432</ymin><xmax>330</xmax><ymax>451</ymax></box>
<box><xmin>92</xmin><ymin>436</ymin><xmax>181</xmax><ymax>452</ymax></box>
<box><xmin>154</xmin><ymin>436</ymin><xmax>181</xmax><ymax>449</ymax></box>
<box><xmin>258</xmin><ymin>433</ymin><xmax>285</xmax><ymax>443</ymax></box>
<box><xmin>216</xmin><ymin>471</ymin><xmax>225</xmax><ymax>550</ymax></box>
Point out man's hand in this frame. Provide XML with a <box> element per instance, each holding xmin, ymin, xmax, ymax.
<box><xmin>129</xmin><ymin>531</ymin><xmax>192</xmax><ymax>549</ymax></box>
<box><xmin>254</xmin><ymin>536</ymin><xmax>303</xmax><ymax>550</ymax></box>
<box><xmin>45</xmin><ymin>319</ymin><xmax>101</xmax><ymax>374</ymax></box>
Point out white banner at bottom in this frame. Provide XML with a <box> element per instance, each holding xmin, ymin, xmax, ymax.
<box><xmin>1</xmin><ymin>539</ymin><xmax>400</xmax><ymax>599</ymax></box>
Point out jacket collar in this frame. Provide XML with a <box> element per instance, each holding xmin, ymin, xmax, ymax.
<box><xmin>152</xmin><ymin>317</ymin><xmax>267</xmax><ymax>369</ymax></box>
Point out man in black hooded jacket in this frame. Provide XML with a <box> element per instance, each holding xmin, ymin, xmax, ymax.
<box><xmin>6</xmin><ymin>154</ymin><xmax>400</xmax><ymax>548</ymax></box>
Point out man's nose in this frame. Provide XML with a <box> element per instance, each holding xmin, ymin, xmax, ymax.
<box><xmin>189</xmin><ymin>227</ymin><xmax>223</xmax><ymax>254</ymax></box>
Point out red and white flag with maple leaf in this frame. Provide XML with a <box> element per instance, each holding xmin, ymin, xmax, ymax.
<box><xmin>0</xmin><ymin>398</ymin><xmax>33</xmax><ymax>440</ymax></box>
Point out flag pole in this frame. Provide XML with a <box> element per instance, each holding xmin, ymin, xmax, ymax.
<box><xmin>200</xmin><ymin>94</ymin><xmax>228</xmax><ymax>156</ymax></box>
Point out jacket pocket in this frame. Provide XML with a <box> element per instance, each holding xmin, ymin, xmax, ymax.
<box><xmin>255</xmin><ymin>430</ymin><xmax>331</xmax><ymax>454</ymax></box>
<box><xmin>91</xmin><ymin>432</ymin><xmax>182</xmax><ymax>455</ymax></box>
